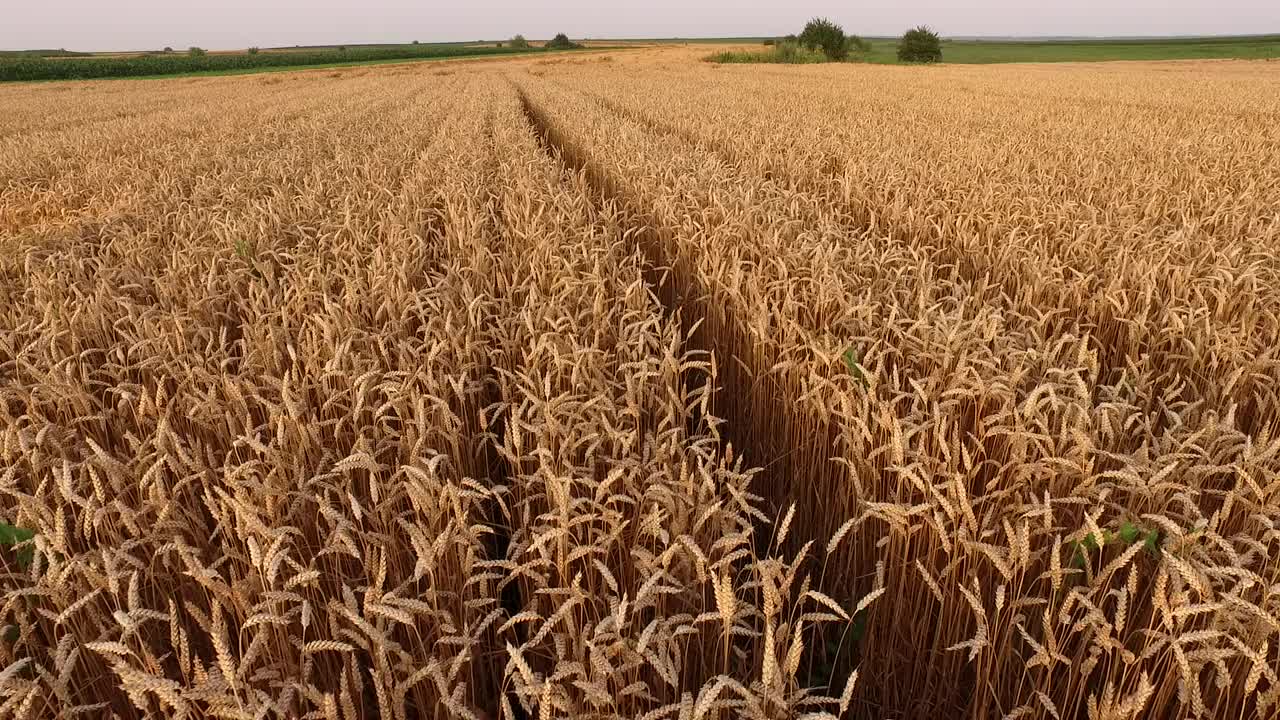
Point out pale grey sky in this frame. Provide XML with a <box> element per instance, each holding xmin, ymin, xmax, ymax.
<box><xmin>5</xmin><ymin>1</ymin><xmax>1277</xmax><ymax>52</ymax></box>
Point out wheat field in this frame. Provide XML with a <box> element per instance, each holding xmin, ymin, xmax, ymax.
<box><xmin>1</xmin><ymin>48</ymin><xmax>1278</xmax><ymax>720</ymax></box>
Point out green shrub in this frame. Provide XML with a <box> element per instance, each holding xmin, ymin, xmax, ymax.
<box><xmin>773</xmin><ymin>41</ymin><xmax>825</xmax><ymax>63</ymax></box>
<box><xmin>546</xmin><ymin>33</ymin><xmax>579</xmax><ymax>50</ymax></box>
<box><xmin>705</xmin><ymin>41</ymin><xmax>824</xmax><ymax>65</ymax></box>
<box><xmin>247</xmin><ymin>47</ymin><xmax>260</xmax><ymax>55</ymax></box>
<box><xmin>510</xmin><ymin>34</ymin><xmax>530</xmax><ymax>49</ymax></box>
<box><xmin>799</xmin><ymin>17</ymin><xmax>848</xmax><ymax>60</ymax></box>
<box><xmin>188</xmin><ymin>47</ymin><xmax>206</xmax><ymax>57</ymax></box>
<box><xmin>703</xmin><ymin>50</ymin><xmax>758</xmax><ymax>64</ymax></box>
<box><xmin>898</xmin><ymin>26</ymin><xmax>942</xmax><ymax>63</ymax></box>
<box><xmin>163</xmin><ymin>46</ymin><xmax>174</xmax><ymax>53</ymax></box>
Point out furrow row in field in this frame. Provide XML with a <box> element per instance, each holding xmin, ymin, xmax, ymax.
<box><xmin>478</xmin><ymin>74</ymin><xmax>859</xmax><ymax>719</ymax></box>
<box><xmin>512</xmin><ymin>68</ymin><xmax>1280</xmax><ymax>720</ymax></box>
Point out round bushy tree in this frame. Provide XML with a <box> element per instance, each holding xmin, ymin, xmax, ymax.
<box><xmin>897</xmin><ymin>26</ymin><xmax>942</xmax><ymax>63</ymax></box>
<box><xmin>799</xmin><ymin>17</ymin><xmax>848</xmax><ymax>60</ymax></box>
<box><xmin>510</xmin><ymin>34</ymin><xmax>530</xmax><ymax>49</ymax></box>
<box><xmin>546</xmin><ymin>33</ymin><xmax>578</xmax><ymax>50</ymax></box>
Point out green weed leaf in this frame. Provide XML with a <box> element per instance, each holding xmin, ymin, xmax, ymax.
<box><xmin>0</xmin><ymin>522</ymin><xmax>35</xmax><ymax>568</ymax></box>
<box><xmin>1144</xmin><ymin>529</ymin><xmax>1162</xmax><ymax>556</ymax></box>
<box><xmin>842</xmin><ymin>345</ymin><xmax>868</xmax><ymax>388</ymax></box>
<box><xmin>1118</xmin><ymin>522</ymin><xmax>1141</xmax><ymax>545</ymax></box>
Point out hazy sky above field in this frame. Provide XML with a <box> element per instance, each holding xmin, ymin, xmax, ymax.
<box><xmin>5</xmin><ymin>1</ymin><xmax>1276</xmax><ymax>51</ymax></box>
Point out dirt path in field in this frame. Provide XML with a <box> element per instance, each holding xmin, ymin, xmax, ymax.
<box><xmin>509</xmin><ymin>78</ymin><xmax>872</xmax><ymax>698</ymax></box>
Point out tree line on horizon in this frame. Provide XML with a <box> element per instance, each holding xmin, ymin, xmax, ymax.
<box><xmin>758</xmin><ymin>18</ymin><xmax>942</xmax><ymax>63</ymax></box>
<box><xmin>0</xmin><ymin>39</ymin><xmax>586</xmax><ymax>82</ymax></box>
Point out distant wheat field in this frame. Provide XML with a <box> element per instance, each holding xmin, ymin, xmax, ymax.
<box><xmin>1</xmin><ymin>48</ymin><xmax>1279</xmax><ymax>720</ymax></box>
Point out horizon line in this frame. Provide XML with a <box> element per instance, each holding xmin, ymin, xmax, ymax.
<box><xmin>5</xmin><ymin>31</ymin><xmax>1279</xmax><ymax>54</ymax></box>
